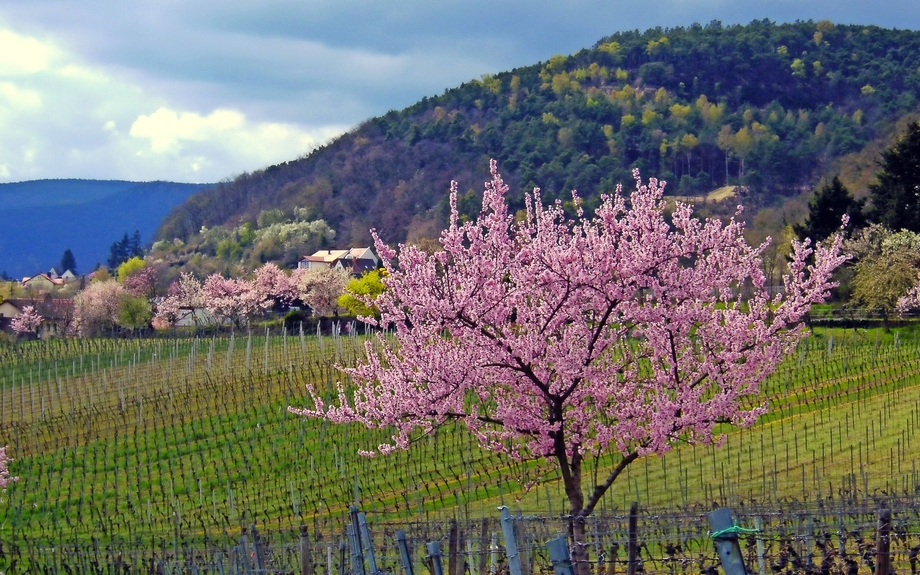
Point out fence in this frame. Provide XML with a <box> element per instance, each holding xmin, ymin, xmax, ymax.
<box><xmin>3</xmin><ymin>497</ymin><xmax>919</xmax><ymax>575</ymax></box>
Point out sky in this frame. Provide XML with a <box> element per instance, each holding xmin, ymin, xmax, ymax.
<box><xmin>0</xmin><ymin>0</ymin><xmax>918</xmax><ymax>184</ymax></box>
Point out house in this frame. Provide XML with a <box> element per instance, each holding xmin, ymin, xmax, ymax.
<box><xmin>0</xmin><ymin>297</ymin><xmax>74</xmax><ymax>338</ymax></box>
<box><xmin>21</xmin><ymin>273</ymin><xmax>65</xmax><ymax>290</ymax></box>
<box><xmin>297</xmin><ymin>247</ymin><xmax>379</xmax><ymax>275</ymax></box>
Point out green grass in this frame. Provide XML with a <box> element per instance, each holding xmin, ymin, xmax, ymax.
<box><xmin>1</xmin><ymin>325</ymin><xmax>919</xmax><ymax>548</ymax></box>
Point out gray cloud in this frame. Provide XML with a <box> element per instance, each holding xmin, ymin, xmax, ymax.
<box><xmin>0</xmin><ymin>0</ymin><xmax>918</xmax><ymax>182</ymax></box>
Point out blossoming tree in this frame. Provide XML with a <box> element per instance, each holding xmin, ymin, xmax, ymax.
<box><xmin>292</xmin><ymin>266</ymin><xmax>350</xmax><ymax>317</ymax></box>
<box><xmin>10</xmin><ymin>305</ymin><xmax>42</xmax><ymax>338</ymax></box>
<box><xmin>297</xmin><ymin>163</ymin><xmax>844</xmax><ymax>568</ymax></box>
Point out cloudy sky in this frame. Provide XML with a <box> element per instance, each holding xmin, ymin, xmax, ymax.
<box><xmin>0</xmin><ymin>1</ymin><xmax>917</xmax><ymax>184</ymax></box>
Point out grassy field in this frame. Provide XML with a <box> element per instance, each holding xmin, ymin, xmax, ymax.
<box><xmin>0</xmin><ymin>325</ymin><xmax>919</xmax><ymax>549</ymax></box>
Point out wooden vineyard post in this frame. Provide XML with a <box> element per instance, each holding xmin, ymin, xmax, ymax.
<box><xmin>627</xmin><ymin>502</ymin><xmax>639</xmax><ymax>575</ymax></box>
<box><xmin>478</xmin><ymin>518</ymin><xmax>489</xmax><ymax>575</ymax></box>
<box><xmin>449</xmin><ymin>519</ymin><xmax>459</xmax><ymax>575</ymax></box>
<box><xmin>876</xmin><ymin>508</ymin><xmax>892</xmax><ymax>575</ymax></box>
<box><xmin>499</xmin><ymin>506</ymin><xmax>523</xmax><ymax>575</ymax></box>
<box><xmin>546</xmin><ymin>537</ymin><xmax>575</xmax><ymax>575</ymax></box>
<box><xmin>708</xmin><ymin>508</ymin><xmax>749</xmax><ymax>575</ymax></box>
<box><xmin>301</xmin><ymin>525</ymin><xmax>314</xmax><ymax>575</ymax></box>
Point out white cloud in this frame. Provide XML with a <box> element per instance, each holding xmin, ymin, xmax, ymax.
<box><xmin>0</xmin><ymin>25</ymin><xmax>345</xmax><ymax>183</ymax></box>
<box><xmin>0</xmin><ymin>29</ymin><xmax>54</xmax><ymax>75</ymax></box>
<box><xmin>130</xmin><ymin>107</ymin><xmax>246</xmax><ymax>153</ymax></box>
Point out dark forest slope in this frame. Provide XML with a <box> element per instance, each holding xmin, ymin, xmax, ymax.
<box><xmin>156</xmin><ymin>20</ymin><xmax>920</xmax><ymax>263</ymax></box>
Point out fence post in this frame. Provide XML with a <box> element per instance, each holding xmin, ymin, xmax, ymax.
<box><xmin>449</xmin><ymin>519</ymin><xmax>459</xmax><ymax>575</ymax></box>
<box><xmin>499</xmin><ymin>506</ymin><xmax>524</xmax><ymax>575</ymax></box>
<box><xmin>239</xmin><ymin>528</ymin><xmax>253</xmax><ymax>575</ymax></box>
<box><xmin>546</xmin><ymin>537</ymin><xmax>575</xmax><ymax>575</ymax></box>
<box><xmin>396</xmin><ymin>530</ymin><xmax>415</xmax><ymax>575</ymax></box>
<box><xmin>478</xmin><ymin>518</ymin><xmax>489</xmax><ymax>575</ymax></box>
<box><xmin>427</xmin><ymin>542</ymin><xmax>445</xmax><ymax>575</ymax></box>
<box><xmin>347</xmin><ymin>524</ymin><xmax>366</xmax><ymax>575</ymax></box>
<box><xmin>753</xmin><ymin>517</ymin><xmax>765</xmax><ymax>575</ymax></box>
<box><xmin>708</xmin><ymin>508</ymin><xmax>749</xmax><ymax>575</ymax></box>
<box><xmin>301</xmin><ymin>525</ymin><xmax>314</xmax><ymax>575</ymax></box>
<box><xmin>251</xmin><ymin>524</ymin><xmax>265</xmax><ymax>572</ymax></box>
<box><xmin>349</xmin><ymin>506</ymin><xmax>369</xmax><ymax>575</ymax></box>
<box><xmin>339</xmin><ymin>542</ymin><xmax>347</xmax><ymax>575</ymax></box>
<box><xmin>358</xmin><ymin>511</ymin><xmax>379</xmax><ymax>575</ymax></box>
<box><xmin>876</xmin><ymin>508</ymin><xmax>892</xmax><ymax>575</ymax></box>
<box><xmin>627</xmin><ymin>502</ymin><xmax>639</xmax><ymax>575</ymax></box>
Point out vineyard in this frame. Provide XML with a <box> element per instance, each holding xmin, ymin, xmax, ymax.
<box><xmin>1</xmin><ymin>325</ymin><xmax>920</xmax><ymax>569</ymax></box>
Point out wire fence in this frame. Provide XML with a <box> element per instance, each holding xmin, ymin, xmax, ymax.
<box><xmin>3</xmin><ymin>496</ymin><xmax>919</xmax><ymax>574</ymax></box>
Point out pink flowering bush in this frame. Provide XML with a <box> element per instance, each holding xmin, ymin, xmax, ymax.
<box><xmin>10</xmin><ymin>305</ymin><xmax>42</xmax><ymax>337</ymax></box>
<box><xmin>290</xmin><ymin>162</ymin><xmax>845</xmax><ymax>567</ymax></box>
<box><xmin>0</xmin><ymin>446</ymin><xmax>18</xmax><ymax>489</ymax></box>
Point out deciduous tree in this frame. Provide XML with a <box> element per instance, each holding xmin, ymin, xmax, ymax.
<box><xmin>10</xmin><ymin>305</ymin><xmax>42</xmax><ymax>337</ymax></box>
<box><xmin>73</xmin><ymin>280</ymin><xmax>126</xmax><ymax>336</ymax></box>
<box><xmin>293</xmin><ymin>267</ymin><xmax>350</xmax><ymax>317</ymax></box>
<box><xmin>290</xmin><ymin>163</ymin><xmax>845</xmax><ymax>572</ymax></box>
<box><xmin>338</xmin><ymin>270</ymin><xmax>386</xmax><ymax>319</ymax></box>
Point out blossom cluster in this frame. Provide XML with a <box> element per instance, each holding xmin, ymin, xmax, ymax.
<box><xmin>153</xmin><ymin>263</ymin><xmax>350</xmax><ymax>328</ymax></box>
<box><xmin>0</xmin><ymin>446</ymin><xmax>18</xmax><ymax>489</ymax></box>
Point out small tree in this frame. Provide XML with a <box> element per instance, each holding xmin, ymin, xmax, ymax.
<box><xmin>10</xmin><ymin>305</ymin><xmax>42</xmax><ymax>338</ymax></box>
<box><xmin>290</xmin><ymin>163</ymin><xmax>845</xmax><ymax>572</ymax></box>
<box><xmin>293</xmin><ymin>267</ymin><xmax>350</xmax><ymax>317</ymax></box>
<box><xmin>794</xmin><ymin>176</ymin><xmax>866</xmax><ymax>242</ymax></box>
<box><xmin>338</xmin><ymin>269</ymin><xmax>386</xmax><ymax>319</ymax></box>
<box><xmin>154</xmin><ymin>272</ymin><xmax>207</xmax><ymax>328</ymax></box>
<box><xmin>117</xmin><ymin>295</ymin><xmax>153</xmax><ymax>332</ymax></box>
<box><xmin>203</xmin><ymin>275</ymin><xmax>256</xmax><ymax>328</ymax></box>
<box><xmin>117</xmin><ymin>257</ymin><xmax>146</xmax><ymax>282</ymax></box>
<box><xmin>0</xmin><ymin>446</ymin><xmax>17</xmax><ymax>489</ymax></box>
<box><xmin>60</xmin><ymin>248</ymin><xmax>77</xmax><ymax>275</ymax></box>
<box><xmin>73</xmin><ymin>280</ymin><xmax>127</xmax><ymax>336</ymax></box>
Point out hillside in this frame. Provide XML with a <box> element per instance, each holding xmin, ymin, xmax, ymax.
<box><xmin>155</xmin><ymin>20</ymin><xmax>920</xmax><ymax>270</ymax></box>
<box><xmin>0</xmin><ymin>180</ymin><xmax>211</xmax><ymax>279</ymax></box>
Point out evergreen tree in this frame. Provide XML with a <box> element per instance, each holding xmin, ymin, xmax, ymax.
<box><xmin>107</xmin><ymin>231</ymin><xmax>142</xmax><ymax>269</ymax></box>
<box><xmin>60</xmin><ymin>248</ymin><xmax>77</xmax><ymax>274</ymax></box>
<box><xmin>868</xmin><ymin>122</ymin><xmax>920</xmax><ymax>232</ymax></box>
<box><xmin>793</xmin><ymin>176</ymin><xmax>866</xmax><ymax>242</ymax></box>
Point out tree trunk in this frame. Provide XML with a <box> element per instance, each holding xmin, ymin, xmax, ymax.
<box><xmin>569</xmin><ymin>514</ymin><xmax>592</xmax><ymax>575</ymax></box>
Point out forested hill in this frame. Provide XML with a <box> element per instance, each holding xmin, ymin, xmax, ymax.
<box><xmin>155</xmin><ymin>20</ymin><xmax>920</xmax><ymax>269</ymax></box>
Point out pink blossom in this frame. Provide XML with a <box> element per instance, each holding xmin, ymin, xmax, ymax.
<box><xmin>0</xmin><ymin>445</ymin><xmax>19</xmax><ymax>489</ymax></box>
<box><xmin>252</xmin><ymin>263</ymin><xmax>297</xmax><ymax>308</ymax></box>
<box><xmin>203</xmin><ymin>274</ymin><xmax>263</xmax><ymax>328</ymax></box>
<box><xmin>10</xmin><ymin>305</ymin><xmax>42</xmax><ymax>336</ymax></box>
<box><xmin>289</xmin><ymin>162</ymin><xmax>846</xmax><ymax>530</ymax></box>
<box><xmin>154</xmin><ymin>272</ymin><xmax>206</xmax><ymax>326</ymax></box>
<box><xmin>73</xmin><ymin>280</ymin><xmax>127</xmax><ymax>336</ymax></box>
<box><xmin>292</xmin><ymin>267</ymin><xmax>350</xmax><ymax>317</ymax></box>
<box><xmin>123</xmin><ymin>266</ymin><xmax>158</xmax><ymax>298</ymax></box>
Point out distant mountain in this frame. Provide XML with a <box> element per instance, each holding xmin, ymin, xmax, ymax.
<box><xmin>0</xmin><ymin>180</ymin><xmax>211</xmax><ymax>279</ymax></box>
<box><xmin>156</xmin><ymin>20</ymin><xmax>920</xmax><ymax>271</ymax></box>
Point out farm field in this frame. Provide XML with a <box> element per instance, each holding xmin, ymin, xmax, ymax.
<box><xmin>1</xmin><ymin>325</ymin><xmax>919</xmax><ymax>552</ymax></box>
